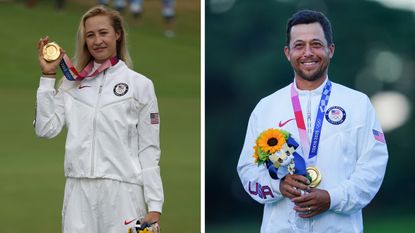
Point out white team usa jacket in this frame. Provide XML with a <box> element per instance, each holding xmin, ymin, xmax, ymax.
<box><xmin>35</xmin><ymin>60</ymin><xmax>164</xmax><ymax>213</ymax></box>
<box><xmin>237</xmin><ymin>78</ymin><xmax>388</xmax><ymax>233</ymax></box>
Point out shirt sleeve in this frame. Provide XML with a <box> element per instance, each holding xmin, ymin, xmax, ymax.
<box><xmin>34</xmin><ymin>77</ymin><xmax>66</xmax><ymax>138</ymax></box>
<box><xmin>326</xmin><ymin>96</ymin><xmax>388</xmax><ymax>214</ymax></box>
<box><xmin>237</xmin><ymin>103</ymin><xmax>284</xmax><ymax>204</ymax></box>
<box><xmin>137</xmin><ymin>80</ymin><xmax>164</xmax><ymax>213</ymax></box>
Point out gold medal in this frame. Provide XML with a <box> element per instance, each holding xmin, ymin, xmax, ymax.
<box><xmin>306</xmin><ymin>166</ymin><xmax>322</xmax><ymax>188</ymax></box>
<box><xmin>43</xmin><ymin>42</ymin><xmax>61</xmax><ymax>62</ymax></box>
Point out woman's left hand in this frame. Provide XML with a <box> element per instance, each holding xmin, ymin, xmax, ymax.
<box><xmin>142</xmin><ymin>211</ymin><xmax>161</xmax><ymax>225</ymax></box>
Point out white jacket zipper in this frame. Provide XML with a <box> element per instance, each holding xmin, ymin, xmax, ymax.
<box><xmin>90</xmin><ymin>70</ymin><xmax>107</xmax><ymax>176</ymax></box>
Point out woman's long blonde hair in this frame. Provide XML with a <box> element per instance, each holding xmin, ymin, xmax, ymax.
<box><xmin>73</xmin><ymin>5</ymin><xmax>132</xmax><ymax>70</ymax></box>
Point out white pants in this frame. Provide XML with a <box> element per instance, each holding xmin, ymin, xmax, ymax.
<box><xmin>62</xmin><ymin>178</ymin><xmax>147</xmax><ymax>233</ymax></box>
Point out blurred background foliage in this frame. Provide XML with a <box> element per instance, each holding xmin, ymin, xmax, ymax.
<box><xmin>206</xmin><ymin>0</ymin><xmax>415</xmax><ymax>232</ymax></box>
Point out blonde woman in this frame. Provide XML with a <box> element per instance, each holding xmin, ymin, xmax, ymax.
<box><xmin>35</xmin><ymin>5</ymin><xmax>163</xmax><ymax>233</ymax></box>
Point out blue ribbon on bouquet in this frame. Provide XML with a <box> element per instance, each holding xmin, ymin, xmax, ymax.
<box><xmin>266</xmin><ymin>136</ymin><xmax>307</xmax><ymax>179</ymax></box>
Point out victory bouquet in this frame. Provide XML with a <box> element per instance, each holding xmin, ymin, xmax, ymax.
<box><xmin>253</xmin><ymin>128</ymin><xmax>308</xmax><ymax>180</ymax></box>
<box><xmin>128</xmin><ymin>221</ymin><xmax>160</xmax><ymax>233</ymax></box>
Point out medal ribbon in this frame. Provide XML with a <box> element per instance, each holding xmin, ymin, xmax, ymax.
<box><xmin>59</xmin><ymin>54</ymin><xmax>118</xmax><ymax>81</ymax></box>
<box><xmin>290</xmin><ymin>80</ymin><xmax>332</xmax><ymax>164</ymax></box>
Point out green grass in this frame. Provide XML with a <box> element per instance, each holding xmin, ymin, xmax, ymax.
<box><xmin>0</xmin><ymin>1</ymin><xmax>200</xmax><ymax>232</ymax></box>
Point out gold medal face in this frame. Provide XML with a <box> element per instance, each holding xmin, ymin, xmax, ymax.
<box><xmin>307</xmin><ymin>166</ymin><xmax>322</xmax><ymax>188</ymax></box>
<box><xmin>43</xmin><ymin>42</ymin><xmax>61</xmax><ymax>62</ymax></box>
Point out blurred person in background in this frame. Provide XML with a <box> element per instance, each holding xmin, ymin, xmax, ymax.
<box><xmin>26</xmin><ymin>0</ymin><xmax>65</xmax><ymax>9</ymax></box>
<box><xmin>160</xmin><ymin>0</ymin><xmax>176</xmax><ymax>37</ymax></box>
<box><xmin>98</xmin><ymin>0</ymin><xmax>176</xmax><ymax>37</ymax></box>
<box><xmin>34</xmin><ymin>5</ymin><xmax>163</xmax><ymax>233</ymax></box>
<box><xmin>97</xmin><ymin>0</ymin><xmax>142</xmax><ymax>17</ymax></box>
<box><xmin>237</xmin><ymin>9</ymin><xmax>388</xmax><ymax>233</ymax></box>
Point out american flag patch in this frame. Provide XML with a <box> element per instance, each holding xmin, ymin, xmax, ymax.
<box><xmin>372</xmin><ymin>129</ymin><xmax>385</xmax><ymax>143</ymax></box>
<box><xmin>150</xmin><ymin>113</ymin><xmax>159</xmax><ymax>124</ymax></box>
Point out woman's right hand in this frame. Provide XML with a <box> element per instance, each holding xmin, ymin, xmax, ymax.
<box><xmin>37</xmin><ymin>36</ymin><xmax>64</xmax><ymax>76</ymax></box>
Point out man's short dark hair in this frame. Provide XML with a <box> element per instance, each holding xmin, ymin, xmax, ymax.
<box><xmin>286</xmin><ymin>9</ymin><xmax>333</xmax><ymax>46</ymax></box>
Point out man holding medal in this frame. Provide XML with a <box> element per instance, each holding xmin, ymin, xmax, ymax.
<box><xmin>237</xmin><ymin>9</ymin><xmax>388</xmax><ymax>232</ymax></box>
<box><xmin>34</xmin><ymin>5</ymin><xmax>163</xmax><ymax>233</ymax></box>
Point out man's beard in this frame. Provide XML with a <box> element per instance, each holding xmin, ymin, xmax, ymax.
<box><xmin>294</xmin><ymin>62</ymin><xmax>329</xmax><ymax>82</ymax></box>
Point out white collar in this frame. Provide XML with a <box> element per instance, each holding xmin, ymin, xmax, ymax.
<box><xmin>293</xmin><ymin>76</ymin><xmax>329</xmax><ymax>95</ymax></box>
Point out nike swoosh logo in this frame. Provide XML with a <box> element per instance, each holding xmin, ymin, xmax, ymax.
<box><xmin>278</xmin><ymin>118</ymin><xmax>295</xmax><ymax>127</ymax></box>
<box><xmin>78</xmin><ymin>85</ymin><xmax>91</xmax><ymax>89</ymax></box>
<box><xmin>124</xmin><ymin>218</ymin><xmax>137</xmax><ymax>225</ymax></box>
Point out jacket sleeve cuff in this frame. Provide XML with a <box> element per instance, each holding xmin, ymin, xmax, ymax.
<box><xmin>147</xmin><ymin>201</ymin><xmax>163</xmax><ymax>214</ymax></box>
<box><xmin>39</xmin><ymin>77</ymin><xmax>56</xmax><ymax>90</ymax></box>
<box><xmin>326</xmin><ymin>186</ymin><xmax>343</xmax><ymax>211</ymax></box>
